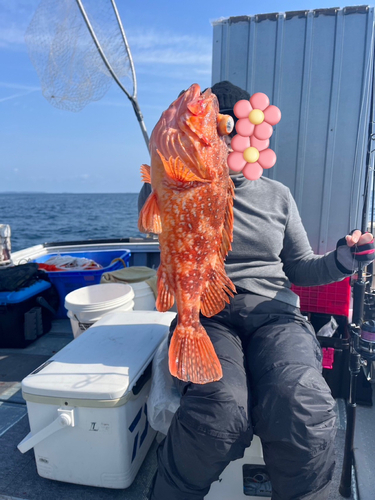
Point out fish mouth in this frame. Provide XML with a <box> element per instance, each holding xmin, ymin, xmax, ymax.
<box><xmin>182</xmin><ymin>84</ymin><xmax>211</xmax><ymax>116</ymax></box>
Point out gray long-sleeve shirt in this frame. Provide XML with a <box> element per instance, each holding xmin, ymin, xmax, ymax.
<box><xmin>137</xmin><ymin>175</ymin><xmax>349</xmax><ymax>308</ymax></box>
<box><xmin>227</xmin><ymin>174</ymin><xmax>348</xmax><ymax>307</ymax></box>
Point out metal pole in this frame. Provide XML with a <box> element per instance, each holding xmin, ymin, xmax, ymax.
<box><xmin>75</xmin><ymin>0</ymin><xmax>150</xmax><ymax>150</ymax></box>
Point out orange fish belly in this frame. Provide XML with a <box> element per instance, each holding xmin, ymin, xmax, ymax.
<box><xmin>162</xmin><ymin>182</ymin><xmax>232</xmax><ymax>382</ymax></box>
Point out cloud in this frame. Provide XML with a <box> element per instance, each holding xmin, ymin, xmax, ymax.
<box><xmin>0</xmin><ymin>26</ymin><xmax>26</xmax><ymax>49</ymax></box>
<box><xmin>0</xmin><ymin>82</ymin><xmax>40</xmax><ymax>91</ymax></box>
<box><xmin>0</xmin><ymin>1</ymin><xmax>39</xmax><ymax>50</ymax></box>
<box><xmin>134</xmin><ymin>49</ymin><xmax>211</xmax><ymax>66</ymax></box>
<box><xmin>128</xmin><ymin>31</ymin><xmax>211</xmax><ymax>52</ymax></box>
<box><xmin>128</xmin><ymin>29</ymin><xmax>211</xmax><ymax>70</ymax></box>
<box><xmin>1</xmin><ymin>3</ymin><xmax>212</xmax><ymax>71</ymax></box>
<box><xmin>0</xmin><ymin>89</ymin><xmax>39</xmax><ymax>104</ymax></box>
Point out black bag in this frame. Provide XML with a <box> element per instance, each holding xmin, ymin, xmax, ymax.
<box><xmin>0</xmin><ymin>263</ymin><xmax>59</xmax><ymax>314</ymax></box>
<box><xmin>0</xmin><ymin>263</ymin><xmax>44</xmax><ymax>292</ymax></box>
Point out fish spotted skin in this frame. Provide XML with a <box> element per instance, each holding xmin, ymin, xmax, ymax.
<box><xmin>139</xmin><ymin>83</ymin><xmax>235</xmax><ymax>384</ymax></box>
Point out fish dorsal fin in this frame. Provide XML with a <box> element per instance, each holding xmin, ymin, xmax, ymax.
<box><xmin>200</xmin><ymin>257</ymin><xmax>236</xmax><ymax>318</ymax></box>
<box><xmin>220</xmin><ymin>179</ymin><xmax>235</xmax><ymax>259</ymax></box>
<box><xmin>155</xmin><ymin>264</ymin><xmax>175</xmax><ymax>312</ymax></box>
<box><xmin>140</xmin><ymin>164</ymin><xmax>151</xmax><ymax>184</ymax></box>
<box><xmin>138</xmin><ymin>192</ymin><xmax>162</xmax><ymax>234</ymax></box>
<box><xmin>157</xmin><ymin>150</ymin><xmax>208</xmax><ymax>184</ymax></box>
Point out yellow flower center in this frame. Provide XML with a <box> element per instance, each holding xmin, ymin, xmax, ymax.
<box><xmin>249</xmin><ymin>109</ymin><xmax>265</xmax><ymax>125</ymax></box>
<box><xmin>243</xmin><ymin>147</ymin><xmax>260</xmax><ymax>163</ymax></box>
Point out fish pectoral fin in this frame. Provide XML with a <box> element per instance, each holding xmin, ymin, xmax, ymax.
<box><xmin>200</xmin><ymin>259</ymin><xmax>236</xmax><ymax>317</ymax></box>
<box><xmin>157</xmin><ymin>150</ymin><xmax>209</xmax><ymax>184</ymax></box>
<box><xmin>169</xmin><ymin>324</ymin><xmax>223</xmax><ymax>384</ymax></box>
<box><xmin>156</xmin><ymin>266</ymin><xmax>175</xmax><ymax>312</ymax></box>
<box><xmin>138</xmin><ymin>192</ymin><xmax>162</xmax><ymax>234</ymax></box>
<box><xmin>140</xmin><ymin>164</ymin><xmax>151</xmax><ymax>184</ymax></box>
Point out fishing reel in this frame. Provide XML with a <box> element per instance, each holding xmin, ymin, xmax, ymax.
<box><xmin>350</xmin><ymin>320</ymin><xmax>375</xmax><ymax>382</ymax></box>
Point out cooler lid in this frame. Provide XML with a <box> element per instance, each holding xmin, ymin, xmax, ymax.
<box><xmin>22</xmin><ymin>311</ymin><xmax>176</xmax><ymax>402</ymax></box>
<box><xmin>0</xmin><ymin>279</ymin><xmax>51</xmax><ymax>304</ymax></box>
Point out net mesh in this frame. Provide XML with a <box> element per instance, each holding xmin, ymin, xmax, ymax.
<box><xmin>25</xmin><ymin>0</ymin><xmax>133</xmax><ymax>112</ymax></box>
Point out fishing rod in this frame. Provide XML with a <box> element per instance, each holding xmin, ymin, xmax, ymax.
<box><xmin>339</xmin><ymin>103</ymin><xmax>375</xmax><ymax>498</ymax></box>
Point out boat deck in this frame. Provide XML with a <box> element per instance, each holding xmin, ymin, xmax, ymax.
<box><xmin>0</xmin><ymin>319</ymin><xmax>373</xmax><ymax>500</ymax></box>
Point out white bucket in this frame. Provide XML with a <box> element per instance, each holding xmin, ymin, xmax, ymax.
<box><xmin>65</xmin><ymin>283</ymin><xmax>134</xmax><ymax>338</ymax></box>
<box><xmin>131</xmin><ymin>281</ymin><xmax>156</xmax><ymax>311</ymax></box>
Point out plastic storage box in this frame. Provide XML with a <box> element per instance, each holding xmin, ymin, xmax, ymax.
<box><xmin>291</xmin><ymin>278</ymin><xmax>351</xmax><ymax>317</ymax></box>
<box><xmin>0</xmin><ymin>280</ymin><xmax>53</xmax><ymax>348</ymax></box>
<box><xmin>291</xmin><ymin>280</ymin><xmax>352</xmax><ymax>399</ymax></box>
<box><xmin>18</xmin><ymin>310</ymin><xmax>176</xmax><ymax>489</ymax></box>
<box><xmin>33</xmin><ymin>250</ymin><xmax>131</xmax><ymax>318</ymax></box>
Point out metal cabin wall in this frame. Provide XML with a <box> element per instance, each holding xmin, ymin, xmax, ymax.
<box><xmin>212</xmin><ymin>6</ymin><xmax>375</xmax><ymax>254</ymax></box>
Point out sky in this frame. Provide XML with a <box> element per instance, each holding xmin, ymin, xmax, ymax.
<box><xmin>0</xmin><ymin>0</ymin><xmax>353</xmax><ymax>193</ymax></box>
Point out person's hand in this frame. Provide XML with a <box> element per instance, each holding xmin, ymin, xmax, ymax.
<box><xmin>345</xmin><ymin>229</ymin><xmax>374</xmax><ymax>248</ymax></box>
<box><xmin>335</xmin><ymin>230</ymin><xmax>375</xmax><ymax>274</ymax></box>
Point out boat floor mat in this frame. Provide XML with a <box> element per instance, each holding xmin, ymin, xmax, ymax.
<box><xmin>0</xmin><ymin>354</ymin><xmax>50</xmax><ymax>404</ymax></box>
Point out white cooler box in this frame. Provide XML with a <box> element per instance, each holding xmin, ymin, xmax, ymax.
<box><xmin>18</xmin><ymin>310</ymin><xmax>176</xmax><ymax>489</ymax></box>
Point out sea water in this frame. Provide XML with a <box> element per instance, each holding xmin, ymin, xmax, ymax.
<box><xmin>0</xmin><ymin>192</ymin><xmax>142</xmax><ymax>252</ymax></box>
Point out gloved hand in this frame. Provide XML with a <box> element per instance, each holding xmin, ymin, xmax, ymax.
<box><xmin>335</xmin><ymin>230</ymin><xmax>375</xmax><ymax>274</ymax></box>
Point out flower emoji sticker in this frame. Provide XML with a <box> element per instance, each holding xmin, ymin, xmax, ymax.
<box><xmin>227</xmin><ymin>92</ymin><xmax>281</xmax><ymax>180</ymax></box>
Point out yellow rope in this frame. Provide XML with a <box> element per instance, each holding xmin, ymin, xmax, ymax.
<box><xmin>110</xmin><ymin>258</ymin><xmax>127</xmax><ymax>268</ymax></box>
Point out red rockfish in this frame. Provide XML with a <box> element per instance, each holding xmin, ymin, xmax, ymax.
<box><xmin>138</xmin><ymin>83</ymin><xmax>236</xmax><ymax>384</ymax></box>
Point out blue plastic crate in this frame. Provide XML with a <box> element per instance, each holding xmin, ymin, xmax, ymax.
<box><xmin>0</xmin><ymin>280</ymin><xmax>51</xmax><ymax>304</ymax></box>
<box><xmin>33</xmin><ymin>250</ymin><xmax>131</xmax><ymax>318</ymax></box>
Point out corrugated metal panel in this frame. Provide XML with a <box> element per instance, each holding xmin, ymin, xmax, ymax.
<box><xmin>212</xmin><ymin>6</ymin><xmax>375</xmax><ymax>253</ymax></box>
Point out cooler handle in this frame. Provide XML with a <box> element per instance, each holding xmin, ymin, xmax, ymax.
<box><xmin>17</xmin><ymin>408</ymin><xmax>75</xmax><ymax>454</ymax></box>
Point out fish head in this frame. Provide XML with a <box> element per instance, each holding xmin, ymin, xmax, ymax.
<box><xmin>150</xmin><ymin>83</ymin><xmax>234</xmax><ymax>182</ymax></box>
<box><xmin>178</xmin><ymin>84</ymin><xmax>234</xmax><ymax>145</ymax></box>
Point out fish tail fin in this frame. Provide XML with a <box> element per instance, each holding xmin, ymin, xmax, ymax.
<box><xmin>169</xmin><ymin>324</ymin><xmax>222</xmax><ymax>384</ymax></box>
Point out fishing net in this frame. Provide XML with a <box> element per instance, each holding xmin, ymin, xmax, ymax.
<box><xmin>25</xmin><ymin>0</ymin><xmax>134</xmax><ymax>112</ymax></box>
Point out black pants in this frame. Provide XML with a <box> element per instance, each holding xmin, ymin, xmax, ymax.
<box><xmin>150</xmin><ymin>291</ymin><xmax>337</xmax><ymax>500</ymax></box>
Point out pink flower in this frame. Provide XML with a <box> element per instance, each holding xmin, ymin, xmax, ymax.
<box><xmin>226</xmin><ymin>92</ymin><xmax>281</xmax><ymax>180</ymax></box>
<box><xmin>227</xmin><ymin>134</ymin><xmax>277</xmax><ymax>181</ymax></box>
<box><xmin>234</xmin><ymin>93</ymin><xmax>281</xmax><ymax>140</ymax></box>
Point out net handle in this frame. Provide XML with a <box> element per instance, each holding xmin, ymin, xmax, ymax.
<box><xmin>75</xmin><ymin>0</ymin><xmax>150</xmax><ymax>150</ymax></box>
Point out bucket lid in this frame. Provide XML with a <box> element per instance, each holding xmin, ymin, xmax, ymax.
<box><xmin>22</xmin><ymin>311</ymin><xmax>176</xmax><ymax>403</ymax></box>
<box><xmin>64</xmin><ymin>283</ymin><xmax>134</xmax><ymax>312</ymax></box>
